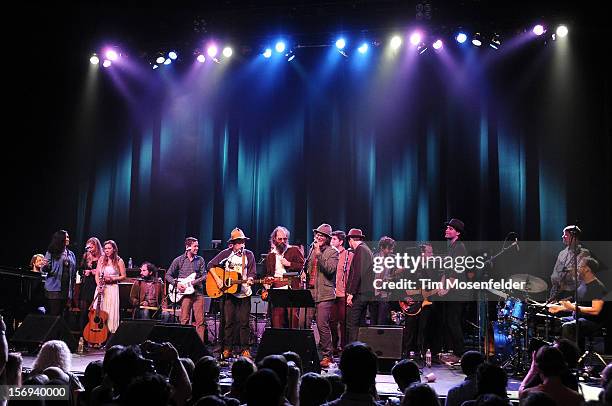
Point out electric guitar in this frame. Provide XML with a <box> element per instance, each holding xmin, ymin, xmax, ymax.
<box><xmin>399</xmin><ymin>275</ymin><xmax>446</xmax><ymax>316</ymax></box>
<box><xmin>205</xmin><ymin>266</ymin><xmax>278</xmax><ymax>298</ymax></box>
<box><xmin>168</xmin><ymin>272</ymin><xmax>206</xmax><ymax>303</ymax></box>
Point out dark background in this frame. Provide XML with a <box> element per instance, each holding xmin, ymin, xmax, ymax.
<box><xmin>2</xmin><ymin>1</ymin><xmax>610</xmax><ymax>270</ymax></box>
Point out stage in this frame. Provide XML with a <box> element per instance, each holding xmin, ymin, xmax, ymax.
<box><xmin>18</xmin><ymin>349</ymin><xmax>604</xmax><ymax>403</ymax></box>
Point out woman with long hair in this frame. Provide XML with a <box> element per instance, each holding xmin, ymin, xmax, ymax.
<box><xmin>42</xmin><ymin>230</ymin><xmax>77</xmax><ymax>317</ymax></box>
<box><xmin>78</xmin><ymin>237</ymin><xmax>103</xmax><ymax>333</ymax></box>
<box><xmin>94</xmin><ymin>240</ymin><xmax>126</xmax><ymax>335</ymax></box>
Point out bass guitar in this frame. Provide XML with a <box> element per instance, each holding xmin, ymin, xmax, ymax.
<box><xmin>168</xmin><ymin>273</ymin><xmax>206</xmax><ymax>303</ymax></box>
<box><xmin>205</xmin><ymin>266</ymin><xmax>277</xmax><ymax>298</ymax></box>
<box><xmin>83</xmin><ymin>270</ymin><xmax>109</xmax><ymax>346</ymax></box>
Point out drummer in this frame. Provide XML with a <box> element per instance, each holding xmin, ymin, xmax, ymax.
<box><xmin>548</xmin><ymin>257</ymin><xmax>608</xmax><ymax>350</ymax></box>
<box><xmin>549</xmin><ymin>225</ymin><xmax>590</xmax><ymax>300</ymax></box>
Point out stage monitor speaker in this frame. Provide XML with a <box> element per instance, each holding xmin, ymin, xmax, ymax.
<box><xmin>107</xmin><ymin>320</ymin><xmax>157</xmax><ymax>347</ymax></box>
<box><xmin>107</xmin><ymin>321</ymin><xmax>209</xmax><ymax>362</ymax></box>
<box><xmin>255</xmin><ymin>328</ymin><xmax>320</xmax><ymax>373</ymax></box>
<box><xmin>11</xmin><ymin>314</ymin><xmax>77</xmax><ymax>353</ymax></box>
<box><xmin>358</xmin><ymin>326</ymin><xmax>403</xmax><ymax>373</ymax></box>
<box><xmin>147</xmin><ymin>323</ymin><xmax>210</xmax><ymax>362</ymax></box>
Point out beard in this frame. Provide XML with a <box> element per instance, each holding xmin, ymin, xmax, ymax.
<box><xmin>274</xmin><ymin>241</ymin><xmax>287</xmax><ymax>253</ymax></box>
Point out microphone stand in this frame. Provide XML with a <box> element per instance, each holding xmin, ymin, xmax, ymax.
<box><xmin>481</xmin><ymin>235</ymin><xmax>520</xmax><ymax>361</ymax></box>
<box><xmin>299</xmin><ymin>243</ymin><xmax>315</xmax><ymax>329</ymax></box>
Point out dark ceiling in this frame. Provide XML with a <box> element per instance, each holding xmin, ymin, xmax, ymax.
<box><xmin>17</xmin><ymin>0</ymin><xmax>594</xmax><ymax>56</ymax></box>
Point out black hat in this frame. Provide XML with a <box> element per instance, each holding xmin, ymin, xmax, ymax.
<box><xmin>445</xmin><ymin>218</ymin><xmax>465</xmax><ymax>233</ymax></box>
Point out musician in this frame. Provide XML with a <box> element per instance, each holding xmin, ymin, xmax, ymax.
<box><xmin>166</xmin><ymin>237</ymin><xmax>207</xmax><ymax>342</ymax></box>
<box><xmin>404</xmin><ymin>242</ymin><xmax>438</xmax><ymax>357</ymax></box>
<box><xmin>550</xmin><ymin>225</ymin><xmax>590</xmax><ymax>300</ymax></box>
<box><xmin>208</xmin><ymin>228</ymin><xmax>256</xmax><ymax>359</ymax></box>
<box><xmin>130</xmin><ymin>262</ymin><xmax>163</xmax><ymax>319</ymax></box>
<box><xmin>372</xmin><ymin>236</ymin><xmax>396</xmax><ymax>325</ymax></box>
<box><xmin>94</xmin><ymin>240</ymin><xmax>126</xmax><ymax>335</ymax></box>
<box><xmin>330</xmin><ymin>230</ymin><xmax>353</xmax><ymax>354</ymax></box>
<box><xmin>41</xmin><ymin>230</ymin><xmax>77</xmax><ymax>317</ymax></box>
<box><xmin>305</xmin><ymin>223</ymin><xmax>338</xmax><ymax>368</ymax></box>
<box><xmin>549</xmin><ymin>257</ymin><xmax>608</xmax><ymax>350</ymax></box>
<box><xmin>345</xmin><ymin>228</ymin><xmax>374</xmax><ymax>344</ymax></box>
<box><xmin>443</xmin><ymin>218</ymin><xmax>468</xmax><ymax>357</ymax></box>
<box><xmin>28</xmin><ymin>254</ymin><xmax>47</xmax><ymax>314</ymax></box>
<box><xmin>78</xmin><ymin>237</ymin><xmax>103</xmax><ymax>331</ymax></box>
<box><xmin>263</xmin><ymin>226</ymin><xmax>304</xmax><ymax>328</ymax></box>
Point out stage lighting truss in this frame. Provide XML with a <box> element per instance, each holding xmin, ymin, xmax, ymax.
<box><xmin>90</xmin><ymin>21</ymin><xmax>569</xmax><ymax>68</ymax></box>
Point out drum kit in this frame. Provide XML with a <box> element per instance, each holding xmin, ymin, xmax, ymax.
<box><xmin>488</xmin><ymin>273</ymin><xmax>560</xmax><ymax>373</ymax></box>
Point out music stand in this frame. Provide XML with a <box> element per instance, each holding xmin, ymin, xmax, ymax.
<box><xmin>268</xmin><ymin>289</ymin><xmax>315</xmax><ymax>329</ymax></box>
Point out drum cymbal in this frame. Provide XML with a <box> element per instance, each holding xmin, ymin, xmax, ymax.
<box><xmin>486</xmin><ymin>288</ymin><xmax>509</xmax><ymax>299</ymax></box>
<box><xmin>509</xmin><ymin>274</ymin><xmax>548</xmax><ymax>293</ymax></box>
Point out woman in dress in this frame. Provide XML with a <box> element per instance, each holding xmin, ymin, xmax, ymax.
<box><xmin>42</xmin><ymin>230</ymin><xmax>77</xmax><ymax>317</ymax></box>
<box><xmin>78</xmin><ymin>237</ymin><xmax>103</xmax><ymax>332</ymax></box>
<box><xmin>94</xmin><ymin>240</ymin><xmax>126</xmax><ymax>335</ymax></box>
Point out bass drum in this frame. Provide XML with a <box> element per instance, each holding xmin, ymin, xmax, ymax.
<box><xmin>492</xmin><ymin>321</ymin><xmax>514</xmax><ymax>360</ymax></box>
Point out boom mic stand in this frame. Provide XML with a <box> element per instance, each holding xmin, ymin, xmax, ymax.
<box><xmin>482</xmin><ymin>233</ymin><xmax>520</xmax><ymax>361</ymax></box>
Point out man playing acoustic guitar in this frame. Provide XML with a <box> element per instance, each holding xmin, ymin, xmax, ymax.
<box><xmin>166</xmin><ymin>237</ymin><xmax>207</xmax><ymax>342</ymax></box>
<box><xmin>208</xmin><ymin>228</ymin><xmax>257</xmax><ymax>359</ymax></box>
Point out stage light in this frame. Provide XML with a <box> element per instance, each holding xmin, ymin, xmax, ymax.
<box><xmin>357</xmin><ymin>43</ymin><xmax>369</xmax><ymax>54</ymax></box>
<box><xmin>222</xmin><ymin>47</ymin><xmax>233</xmax><ymax>57</ymax></box>
<box><xmin>335</xmin><ymin>38</ymin><xmax>346</xmax><ymax>50</ymax></box>
<box><xmin>263</xmin><ymin>48</ymin><xmax>272</xmax><ymax>58</ymax></box>
<box><xmin>197</xmin><ymin>54</ymin><xmax>206</xmax><ymax>63</ymax></box>
<box><xmin>168</xmin><ymin>51</ymin><xmax>178</xmax><ymax>60</ymax></box>
<box><xmin>489</xmin><ymin>35</ymin><xmax>501</xmax><ymax>49</ymax></box>
<box><xmin>533</xmin><ymin>24</ymin><xmax>545</xmax><ymax>36</ymax></box>
<box><xmin>207</xmin><ymin>45</ymin><xmax>218</xmax><ymax>58</ymax></box>
<box><xmin>105</xmin><ymin>49</ymin><xmax>119</xmax><ymax>61</ymax></box>
<box><xmin>456</xmin><ymin>33</ymin><xmax>467</xmax><ymax>43</ymax></box>
<box><xmin>390</xmin><ymin>35</ymin><xmax>402</xmax><ymax>50</ymax></box>
<box><xmin>164</xmin><ymin>58</ymin><xmax>172</xmax><ymax>65</ymax></box>
<box><xmin>275</xmin><ymin>41</ymin><xmax>286</xmax><ymax>53</ymax></box>
<box><xmin>418</xmin><ymin>44</ymin><xmax>428</xmax><ymax>54</ymax></box>
<box><xmin>472</xmin><ymin>33</ymin><xmax>482</xmax><ymax>47</ymax></box>
<box><xmin>102</xmin><ymin>59</ymin><xmax>112</xmax><ymax>68</ymax></box>
<box><xmin>156</xmin><ymin>56</ymin><xmax>166</xmax><ymax>64</ymax></box>
<box><xmin>556</xmin><ymin>25</ymin><xmax>568</xmax><ymax>38</ymax></box>
<box><xmin>432</xmin><ymin>39</ymin><xmax>443</xmax><ymax>50</ymax></box>
<box><xmin>152</xmin><ymin>64</ymin><xmax>158</xmax><ymax>70</ymax></box>
<box><xmin>287</xmin><ymin>54</ymin><xmax>295</xmax><ymax>62</ymax></box>
<box><xmin>409</xmin><ymin>32</ymin><xmax>422</xmax><ymax>46</ymax></box>
<box><xmin>89</xmin><ymin>54</ymin><xmax>99</xmax><ymax>65</ymax></box>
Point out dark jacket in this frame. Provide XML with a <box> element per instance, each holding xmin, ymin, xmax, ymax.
<box><xmin>308</xmin><ymin>244</ymin><xmax>338</xmax><ymax>303</ymax></box>
<box><xmin>346</xmin><ymin>242</ymin><xmax>374</xmax><ymax>297</ymax></box>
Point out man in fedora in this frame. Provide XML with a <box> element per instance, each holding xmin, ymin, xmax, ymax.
<box><xmin>305</xmin><ymin>223</ymin><xmax>339</xmax><ymax>368</ymax></box>
<box><xmin>208</xmin><ymin>228</ymin><xmax>257</xmax><ymax>359</ymax></box>
<box><xmin>443</xmin><ymin>218</ymin><xmax>468</xmax><ymax>357</ymax></box>
<box><xmin>345</xmin><ymin>228</ymin><xmax>374</xmax><ymax>344</ymax></box>
<box><xmin>166</xmin><ymin>237</ymin><xmax>207</xmax><ymax>342</ymax></box>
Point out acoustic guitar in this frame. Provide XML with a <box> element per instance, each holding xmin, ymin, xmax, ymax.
<box><xmin>205</xmin><ymin>266</ymin><xmax>277</xmax><ymax>298</ymax></box>
<box><xmin>83</xmin><ymin>272</ymin><xmax>109</xmax><ymax>345</ymax></box>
